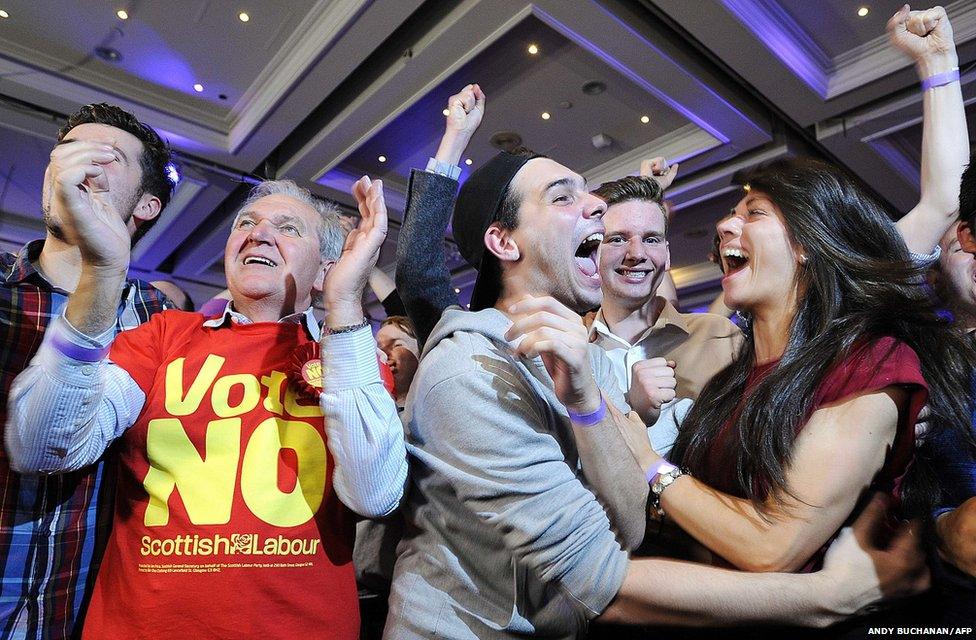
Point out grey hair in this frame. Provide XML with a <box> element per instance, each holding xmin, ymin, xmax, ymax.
<box><xmin>234</xmin><ymin>179</ymin><xmax>344</xmax><ymax>261</ymax></box>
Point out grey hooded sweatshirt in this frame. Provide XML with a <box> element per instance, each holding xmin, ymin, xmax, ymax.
<box><xmin>384</xmin><ymin>307</ymin><xmax>631</xmax><ymax>639</ymax></box>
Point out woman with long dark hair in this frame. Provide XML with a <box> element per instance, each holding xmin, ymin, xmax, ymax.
<box><xmin>640</xmin><ymin>5</ymin><xmax>974</xmax><ymax>575</ymax></box>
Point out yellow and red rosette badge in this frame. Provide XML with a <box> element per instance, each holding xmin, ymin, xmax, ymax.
<box><xmin>289</xmin><ymin>342</ymin><xmax>323</xmax><ymax>398</ymax></box>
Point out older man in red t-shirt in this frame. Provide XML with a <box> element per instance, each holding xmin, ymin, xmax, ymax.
<box><xmin>6</xmin><ymin>177</ymin><xmax>405</xmax><ymax>638</ymax></box>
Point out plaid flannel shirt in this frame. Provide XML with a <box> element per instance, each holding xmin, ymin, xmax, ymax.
<box><xmin>0</xmin><ymin>240</ymin><xmax>171</xmax><ymax>640</ymax></box>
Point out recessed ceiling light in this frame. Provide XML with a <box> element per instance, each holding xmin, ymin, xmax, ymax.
<box><xmin>464</xmin><ymin>158</ymin><xmax>472</xmax><ymax>166</ymax></box>
<box><xmin>94</xmin><ymin>46</ymin><xmax>122</xmax><ymax>62</ymax></box>
<box><xmin>238</xmin><ymin>11</ymin><xmax>250</xmax><ymax>22</ymax></box>
<box><xmin>442</xmin><ymin>108</ymin><xmax>450</xmax><ymax>117</ymax></box>
<box><xmin>857</xmin><ymin>6</ymin><xmax>869</xmax><ymax>17</ymax></box>
<box><xmin>640</xmin><ymin>115</ymin><xmax>650</xmax><ymax>124</ymax></box>
<box><xmin>193</xmin><ymin>83</ymin><xmax>204</xmax><ymax>92</ymax></box>
<box><xmin>116</xmin><ymin>9</ymin><xmax>128</xmax><ymax>20</ymax></box>
<box><xmin>454</xmin><ymin>288</ymin><xmax>461</xmax><ymax>293</ymax></box>
<box><xmin>527</xmin><ymin>43</ymin><xmax>539</xmax><ymax>55</ymax></box>
<box><xmin>378</xmin><ymin>155</ymin><xmax>387</xmax><ymax>163</ymax></box>
<box><xmin>541</xmin><ymin>112</ymin><xmax>551</xmax><ymax>120</ymax></box>
<box><xmin>0</xmin><ymin>9</ymin><xmax>9</xmax><ymax>18</ymax></box>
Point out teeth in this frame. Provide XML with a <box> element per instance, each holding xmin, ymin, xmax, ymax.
<box><xmin>244</xmin><ymin>256</ymin><xmax>277</xmax><ymax>267</ymax></box>
<box><xmin>584</xmin><ymin>233</ymin><xmax>604</xmax><ymax>244</ymax></box>
<box><xmin>722</xmin><ymin>248</ymin><xmax>748</xmax><ymax>259</ymax></box>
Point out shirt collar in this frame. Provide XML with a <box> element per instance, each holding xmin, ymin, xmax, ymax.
<box><xmin>5</xmin><ymin>239</ymin><xmax>48</xmax><ymax>286</ymax></box>
<box><xmin>588</xmin><ymin>296</ymin><xmax>691</xmax><ymax>346</ymax></box>
<box><xmin>202</xmin><ymin>302</ymin><xmax>321</xmax><ymax>341</ymax></box>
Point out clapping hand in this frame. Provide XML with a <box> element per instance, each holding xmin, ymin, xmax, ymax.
<box><xmin>324</xmin><ymin>176</ymin><xmax>388</xmax><ymax>327</ymax></box>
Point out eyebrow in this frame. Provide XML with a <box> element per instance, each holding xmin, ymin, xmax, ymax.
<box><xmin>543</xmin><ymin>176</ymin><xmax>585</xmax><ymax>194</ymax></box>
<box><xmin>237</xmin><ymin>212</ymin><xmax>307</xmax><ymax>229</ymax></box>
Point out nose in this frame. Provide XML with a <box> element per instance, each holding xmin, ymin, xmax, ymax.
<box><xmin>583</xmin><ymin>193</ymin><xmax>607</xmax><ymax>219</ymax></box>
<box><xmin>716</xmin><ymin>213</ymin><xmax>742</xmax><ymax>241</ymax></box>
<box><xmin>624</xmin><ymin>236</ymin><xmax>645</xmax><ymax>262</ymax></box>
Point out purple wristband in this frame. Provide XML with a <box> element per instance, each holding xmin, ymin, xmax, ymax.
<box><xmin>921</xmin><ymin>68</ymin><xmax>959</xmax><ymax>92</ymax></box>
<box><xmin>645</xmin><ymin>457</ymin><xmax>677</xmax><ymax>484</ymax></box>
<box><xmin>49</xmin><ymin>331</ymin><xmax>109</xmax><ymax>362</ymax></box>
<box><xmin>567</xmin><ymin>397</ymin><xmax>606</xmax><ymax>426</ymax></box>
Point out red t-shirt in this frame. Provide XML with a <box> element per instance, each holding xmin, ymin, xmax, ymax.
<box><xmin>698</xmin><ymin>337</ymin><xmax>928</xmax><ymax>569</ymax></box>
<box><xmin>83</xmin><ymin>311</ymin><xmax>359</xmax><ymax>639</ymax></box>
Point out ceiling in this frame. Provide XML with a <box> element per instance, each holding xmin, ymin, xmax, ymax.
<box><xmin>0</xmin><ymin>0</ymin><xmax>973</xmax><ymax>314</ymax></box>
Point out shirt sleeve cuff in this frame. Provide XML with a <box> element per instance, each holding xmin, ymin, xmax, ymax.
<box><xmin>47</xmin><ymin>313</ymin><xmax>115</xmax><ymax>362</ymax></box>
<box><xmin>424</xmin><ymin>157</ymin><xmax>462</xmax><ymax>180</ymax></box>
<box><xmin>909</xmin><ymin>245</ymin><xmax>941</xmax><ymax>269</ymax></box>
<box><xmin>322</xmin><ymin>325</ymin><xmax>381</xmax><ymax>391</ymax></box>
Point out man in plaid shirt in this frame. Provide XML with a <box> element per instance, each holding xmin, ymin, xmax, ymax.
<box><xmin>0</xmin><ymin>103</ymin><xmax>174</xmax><ymax>639</ymax></box>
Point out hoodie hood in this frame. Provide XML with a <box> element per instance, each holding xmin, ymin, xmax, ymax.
<box><xmin>421</xmin><ymin>306</ymin><xmax>514</xmax><ymax>361</ymax></box>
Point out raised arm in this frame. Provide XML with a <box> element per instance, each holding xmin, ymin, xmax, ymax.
<box><xmin>6</xmin><ymin>139</ymin><xmax>147</xmax><ymax>473</ymax></box>
<box><xmin>396</xmin><ymin>84</ymin><xmax>484</xmax><ymax>349</ymax></box>
<box><xmin>889</xmin><ymin>5</ymin><xmax>967</xmax><ymax>254</ymax></box>
<box><xmin>321</xmin><ymin>176</ymin><xmax>407</xmax><ymax>517</ymax></box>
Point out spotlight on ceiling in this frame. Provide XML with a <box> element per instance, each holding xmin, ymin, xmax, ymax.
<box><xmin>527</xmin><ymin>43</ymin><xmax>539</xmax><ymax>55</ymax></box>
<box><xmin>464</xmin><ymin>158</ymin><xmax>473</xmax><ymax>166</ymax></box>
<box><xmin>582</xmin><ymin>80</ymin><xmax>606</xmax><ymax>95</ymax></box>
<box><xmin>541</xmin><ymin>111</ymin><xmax>551</xmax><ymax>120</ymax></box>
<box><xmin>378</xmin><ymin>155</ymin><xmax>387</xmax><ymax>163</ymax></box>
<box><xmin>0</xmin><ymin>9</ymin><xmax>9</xmax><ymax>18</ymax></box>
<box><xmin>193</xmin><ymin>83</ymin><xmax>204</xmax><ymax>92</ymax></box>
<box><xmin>857</xmin><ymin>6</ymin><xmax>869</xmax><ymax>17</ymax></box>
<box><xmin>239</xmin><ymin>11</ymin><xmax>250</xmax><ymax>22</ymax></box>
<box><xmin>442</xmin><ymin>108</ymin><xmax>450</xmax><ymax>116</ymax></box>
<box><xmin>489</xmin><ymin>131</ymin><xmax>523</xmax><ymax>152</ymax></box>
<box><xmin>94</xmin><ymin>46</ymin><xmax>122</xmax><ymax>62</ymax></box>
<box><xmin>640</xmin><ymin>115</ymin><xmax>650</xmax><ymax>124</ymax></box>
<box><xmin>116</xmin><ymin>9</ymin><xmax>128</xmax><ymax>20</ymax></box>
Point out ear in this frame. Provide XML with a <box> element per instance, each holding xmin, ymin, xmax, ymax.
<box><xmin>484</xmin><ymin>222</ymin><xmax>521</xmax><ymax>263</ymax></box>
<box><xmin>132</xmin><ymin>192</ymin><xmax>162</xmax><ymax>224</ymax></box>
<box><xmin>314</xmin><ymin>259</ymin><xmax>336</xmax><ymax>296</ymax></box>
<box><xmin>958</xmin><ymin>222</ymin><xmax>976</xmax><ymax>255</ymax></box>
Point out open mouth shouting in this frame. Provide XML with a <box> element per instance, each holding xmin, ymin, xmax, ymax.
<box><xmin>721</xmin><ymin>247</ymin><xmax>750</xmax><ymax>276</ymax></box>
<box><xmin>575</xmin><ymin>232</ymin><xmax>603</xmax><ymax>282</ymax></box>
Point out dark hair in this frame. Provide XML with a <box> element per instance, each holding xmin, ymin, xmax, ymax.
<box><xmin>592</xmin><ymin>176</ymin><xmax>667</xmax><ymax>232</ymax></box>
<box><xmin>380</xmin><ymin>315</ymin><xmax>416</xmax><ymax>339</ymax></box>
<box><xmin>960</xmin><ymin>156</ymin><xmax>976</xmax><ymax>229</ymax></box>
<box><xmin>58</xmin><ymin>103</ymin><xmax>173</xmax><ymax>246</ymax></box>
<box><xmin>495</xmin><ymin>146</ymin><xmax>539</xmax><ymax>230</ymax></box>
<box><xmin>670</xmin><ymin>157</ymin><xmax>976</xmax><ymax>522</ymax></box>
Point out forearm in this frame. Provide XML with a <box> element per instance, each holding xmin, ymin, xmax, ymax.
<box><xmin>321</xmin><ymin>326</ymin><xmax>407</xmax><ymax>517</ymax></box>
<box><xmin>394</xmin><ymin>169</ymin><xmax>460</xmax><ymax>349</ymax></box>
<box><xmin>65</xmin><ymin>264</ymin><xmax>127</xmax><ymax>336</ymax></box>
<box><xmin>5</xmin><ymin>315</ymin><xmax>141</xmax><ymax>472</ymax></box>
<box><xmin>897</xmin><ymin>51</ymin><xmax>966</xmax><ymax>254</ymax></box>
<box><xmin>602</xmin><ymin>558</ymin><xmax>838</xmax><ymax>627</ymax></box>
<box><xmin>660</xmin><ymin>476</ymin><xmax>813</xmax><ymax>572</ymax></box>
<box><xmin>572</xmin><ymin>396</ymin><xmax>648</xmax><ymax>549</ymax></box>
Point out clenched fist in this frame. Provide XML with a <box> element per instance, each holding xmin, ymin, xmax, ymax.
<box><xmin>629</xmin><ymin>357</ymin><xmax>677</xmax><ymax>425</ymax></box>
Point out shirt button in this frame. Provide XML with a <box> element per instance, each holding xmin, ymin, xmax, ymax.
<box><xmin>81</xmin><ymin>365</ymin><xmax>93</xmax><ymax>376</ymax></box>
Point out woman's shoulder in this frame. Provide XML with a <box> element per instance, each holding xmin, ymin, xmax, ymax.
<box><xmin>817</xmin><ymin>336</ymin><xmax>926</xmax><ymax>405</ymax></box>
